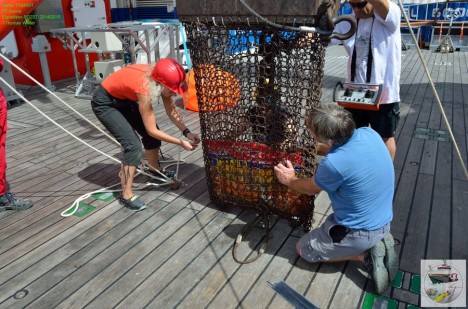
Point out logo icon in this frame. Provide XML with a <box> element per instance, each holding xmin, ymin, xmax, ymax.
<box><xmin>421</xmin><ymin>259</ymin><xmax>466</xmax><ymax>307</ymax></box>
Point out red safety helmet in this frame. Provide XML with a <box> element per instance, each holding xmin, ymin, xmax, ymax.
<box><xmin>150</xmin><ymin>58</ymin><xmax>187</xmax><ymax>94</ymax></box>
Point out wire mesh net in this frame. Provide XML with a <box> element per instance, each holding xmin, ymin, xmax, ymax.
<box><xmin>184</xmin><ymin>21</ymin><xmax>326</xmax><ymax>230</ymax></box>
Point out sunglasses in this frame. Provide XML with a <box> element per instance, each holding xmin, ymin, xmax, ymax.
<box><xmin>349</xmin><ymin>1</ymin><xmax>368</xmax><ymax>8</ymax></box>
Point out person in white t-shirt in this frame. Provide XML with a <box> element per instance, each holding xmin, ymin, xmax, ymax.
<box><xmin>330</xmin><ymin>0</ymin><xmax>402</xmax><ymax>160</ymax></box>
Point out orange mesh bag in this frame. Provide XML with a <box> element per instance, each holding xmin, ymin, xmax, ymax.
<box><xmin>185</xmin><ymin>65</ymin><xmax>241</xmax><ymax>112</ymax></box>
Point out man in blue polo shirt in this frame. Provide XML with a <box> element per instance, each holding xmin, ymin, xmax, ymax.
<box><xmin>274</xmin><ymin>104</ymin><xmax>398</xmax><ymax>293</ymax></box>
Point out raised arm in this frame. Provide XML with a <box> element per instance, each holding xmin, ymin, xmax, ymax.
<box><xmin>368</xmin><ymin>0</ymin><xmax>390</xmax><ymax>20</ymax></box>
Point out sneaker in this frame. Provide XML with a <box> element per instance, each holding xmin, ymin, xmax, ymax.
<box><xmin>147</xmin><ymin>169</ymin><xmax>175</xmax><ymax>182</ymax></box>
<box><xmin>162</xmin><ymin>169</ymin><xmax>176</xmax><ymax>178</ymax></box>
<box><xmin>370</xmin><ymin>240</ymin><xmax>390</xmax><ymax>294</ymax></box>
<box><xmin>0</xmin><ymin>192</ymin><xmax>33</xmax><ymax>212</ymax></box>
<box><xmin>118</xmin><ymin>195</ymin><xmax>146</xmax><ymax>211</ymax></box>
<box><xmin>382</xmin><ymin>233</ymin><xmax>399</xmax><ymax>283</ymax></box>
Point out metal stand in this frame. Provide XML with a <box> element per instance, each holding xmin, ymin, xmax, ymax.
<box><xmin>36</xmin><ymin>52</ymin><xmax>56</xmax><ymax>91</ymax></box>
<box><xmin>436</xmin><ymin>35</ymin><xmax>455</xmax><ymax>53</ymax></box>
<box><xmin>435</xmin><ymin>8</ymin><xmax>461</xmax><ymax>53</ymax></box>
<box><xmin>50</xmin><ymin>21</ymin><xmax>183</xmax><ymax>99</ymax></box>
<box><xmin>31</xmin><ymin>35</ymin><xmax>56</xmax><ymax>91</ymax></box>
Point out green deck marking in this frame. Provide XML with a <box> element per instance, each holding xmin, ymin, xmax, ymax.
<box><xmin>413</xmin><ymin>128</ymin><xmax>450</xmax><ymax>142</ymax></box>
<box><xmin>93</xmin><ymin>192</ymin><xmax>118</xmax><ymax>202</ymax></box>
<box><xmin>409</xmin><ymin>274</ymin><xmax>421</xmax><ymax>294</ymax></box>
<box><xmin>65</xmin><ymin>202</ymin><xmax>95</xmax><ymax>218</ymax></box>
<box><xmin>391</xmin><ymin>270</ymin><xmax>403</xmax><ymax>288</ymax></box>
<box><xmin>413</xmin><ymin>133</ymin><xmax>430</xmax><ymax>140</ymax></box>
<box><xmin>415</xmin><ymin>127</ymin><xmax>430</xmax><ymax>133</ymax></box>
<box><xmin>431</xmin><ymin>136</ymin><xmax>450</xmax><ymax>143</ymax></box>
<box><xmin>362</xmin><ymin>293</ymin><xmax>398</xmax><ymax>309</ymax></box>
<box><xmin>407</xmin><ymin>305</ymin><xmax>421</xmax><ymax>309</ymax></box>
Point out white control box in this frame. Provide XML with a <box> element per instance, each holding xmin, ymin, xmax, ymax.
<box><xmin>72</xmin><ymin>0</ymin><xmax>107</xmax><ymax>28</ymax></box>
<box><xmin>89</xmin><ymin>32</ymin><xmax>123</xmax><ymax>51</ymax></box>
<box><xmin>94</xmin><ymin>59</ymin><xmax>124</xmax><ymax>81</ymax></box>
<box><xmin>333</xmin><ymin>82</ymin><xmax>383</xmax><ymax>111</ymax></box>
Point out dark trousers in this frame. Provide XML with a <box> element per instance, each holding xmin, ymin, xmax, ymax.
<box><xmin>91</xmin><ymin>85</ymin><xmax>161</xmax><ymax>166</ymax></box>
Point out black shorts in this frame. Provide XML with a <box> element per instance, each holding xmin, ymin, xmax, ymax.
<box><xmin>346</xmin><ymin>102</ymin><xmax>400</xmax><ymax>138</ymax></box>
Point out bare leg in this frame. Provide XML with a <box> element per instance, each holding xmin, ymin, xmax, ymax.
<box><xmin>322</xmin><ymin>253</ymin><xmax>366</xmax><ymax>263</ymax></box>
<box><xmin>145</xmin><ymin>148</ymin><xmax>160</xmax><ymax>171</ymax></box>
<box><xmin>383</xmin><ymin>137</ymin><xmax>396</xmax><ymax>161</ymax></box>
<box><xmin>120</xmin><ymin>164</ymin><xmax>136</xmax><ymax>199</ymax></box>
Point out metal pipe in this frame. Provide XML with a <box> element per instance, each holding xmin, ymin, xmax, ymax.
<box><xmin>37</xmin><ymin>52</ymin><xmax>54</xmax><ymax>90</ymax></box>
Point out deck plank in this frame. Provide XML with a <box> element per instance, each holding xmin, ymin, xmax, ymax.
<box><xmin>452</xmin><ymin>179</ymin><xmax>468</xmax><ymax>259</ymax></box>
<box><xmin>204</xmin><ymin>219</ymin><xmax>293</xmax><ymax>309</ymax></box>
<box><xmin>106</xmin><ymin>209</ymin><xmax>252</xmax><ymax>308</ymax></box>
<box><xmin>0</xmin><ymin>46</ymin><xmax>467</xmax><ymax>309</ymax></box>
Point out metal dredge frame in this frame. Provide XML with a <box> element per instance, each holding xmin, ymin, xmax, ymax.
<box><xmin>181</xmin><ymin>1</ymin><xmax>340</xmax><ymax>230</ymax></box>
<box><xmin>50</xmin><ymin>22</ymin><xmax>184</xmax><ymax>99</ymax></box>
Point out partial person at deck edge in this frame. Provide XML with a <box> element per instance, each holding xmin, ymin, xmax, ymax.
<box><xmin>329</xmin><ymin>0</ymin><xmax>402</xmax><ymax>160</ymax></box>
<box><xmin>91</xmin><ymin>58</ymin><xmax>200</xmax><ymax>212</ymax></box>
<box><xmin>274</xmin><ymin>104</ymin><xmax>398</xmax><ymax>294</ymax></box>
<box><xmin>0</xmin><ymin>58</ymin><xmax>34</xmax><ymax>212</ymax></box>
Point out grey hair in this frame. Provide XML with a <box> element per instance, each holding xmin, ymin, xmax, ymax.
<box><xmin>306</xmin><ymin>104</ymin><xmax>355</xmax><ymax>146</ymax></box>
<box><xmin>146</xmin><ymin>78</ymin><xmax>162</xmax><ymax>102</ymax></box>
<box><xmin>144</xmin><ymin>64</ymin><xmax>162</xmax><ymax>103</ymax></box>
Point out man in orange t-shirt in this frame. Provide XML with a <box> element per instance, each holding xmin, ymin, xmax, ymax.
<box><xmin>91</xmin><ymin>58</ymin><xmax>200</xmax><ymax>211</ymax></box>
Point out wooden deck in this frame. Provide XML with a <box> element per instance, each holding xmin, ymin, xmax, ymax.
<box><xmin>0</xmin><ymin>45</ymin><xmax>467</xmax><ymax>309</ymax></box>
